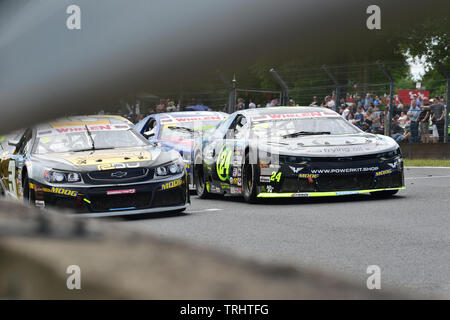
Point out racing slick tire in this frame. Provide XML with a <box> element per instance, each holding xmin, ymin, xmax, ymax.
<box><xmin>194</xmin><ymin>163</ymin><xmax>212</xmax><ymax>199</ymax></box>
<box><xmin>242</xmin><ymin>153</ymin><xmax>259</xmax><ymax>204</ymax></box>
<box><xmin>22</xmin><ymin>175</ymin><xmax>35</xmax><ymax>205</ymax></box>
<box><xmin>370</xmin><ymin>190</ymin><xmax>398</xmax><ymax>198</ymax></box>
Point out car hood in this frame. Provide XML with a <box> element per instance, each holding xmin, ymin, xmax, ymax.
<box><xmin>159</xmin><ymin>138</ymin><xmax>193</xmax><ymax>155</ymax></box>
<box><xmin>30</xmin><ymin>146</ymin><xmax>172</xmax><ymax>172</ymax></box>
<box><xmin>257</xmin><ymin>133</ymin><xmax>398</xmax><ymax>157</ymax></box>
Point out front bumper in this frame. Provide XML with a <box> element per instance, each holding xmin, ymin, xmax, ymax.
<box><xmin>69</xmin><ymin>203</ymin><xmax>189</xmax><ymax>218</ymax></box>
<box><xmin>256</xmin><ymin>155</ymin><xmax>405</xmax><ymax>198</ymax></box>
<box><xmin>258</xmin><ymin>187</ymin><xmax>405</xmax><ymax>198</ymax></box>
<box><xmin>30</xmin><ymin>173</ymin><xmax>190</xmax><ymax>216</ymax></box>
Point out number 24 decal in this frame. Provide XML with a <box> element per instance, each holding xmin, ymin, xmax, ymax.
<box><xmin>270</xmin><ymin>171</ymin><xmax>282</xmax><ymax>182</ymax></box>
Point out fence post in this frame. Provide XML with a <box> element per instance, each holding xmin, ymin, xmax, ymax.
<box><xmin>217</xmin><ymin>70</ymin><xmax>236</xmax><ymax>113</ymax></box>
<box><xmin>376</xmin><ymin>61</ymin><xmax>394</xmax><ymax>137</ymax></box>
<box><xmin>435</xmin><ymin>60</ymin><xmax>449</xmax><ymax>143</ymax></box>
<box><xmin>269</xmin><ymin>68</ymin><xmax>289</xmax><ymax>106</ymax></box>
<box><xmin>322</xmin><ymin>65</ymin><xmax>339</xmax><ymax>112</ymax></box>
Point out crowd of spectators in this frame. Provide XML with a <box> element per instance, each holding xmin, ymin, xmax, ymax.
<box><xmin>310</xmin><ymin>93</ymin><xmax>447</xmax><ymax>144</ymax></box>
<box><xmin>113</xmin><ymin>98</ymin><xmax>214</xmax><ymax>123</ymax></box>
<box><xmin>107</xmin><ymin>93</ymin><xmax>447</xmax><ymax>144</ymax></box>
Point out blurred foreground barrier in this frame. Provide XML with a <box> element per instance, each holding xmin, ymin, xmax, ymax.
<box><xmin>0</xmin><ymin>199</ymin><xmax>408</xmax><ymax>299</ymax></box>
<box><xmin>400</xmin><ymin>143</ymin><xmax>450</xmax><ymax>159</ymax></box>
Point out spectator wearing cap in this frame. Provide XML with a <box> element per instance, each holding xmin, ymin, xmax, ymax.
<box><xmin>407</xmin><ymin>100</ymin><xmax>421</xmax><ymax>143</ymax></box>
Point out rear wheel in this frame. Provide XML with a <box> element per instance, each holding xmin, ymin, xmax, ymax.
<box><xmin>194</xmin><ymin>164</ymin><xmax>211</xmax><ymax>199</ymax></box>
<box><xmin>370</xmin><ymin>190</ymin><xmax>398</xmax><ymax>198</ymax></box>
<box><xmin>242</xmin><ymin>154</ymin><xmax>259</xmax><ymax>203</ymax></box>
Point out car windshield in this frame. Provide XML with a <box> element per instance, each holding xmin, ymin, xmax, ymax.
<box><xmin>250</xmin><ymin>116</ymin><xmax>361</xmax><ymax>138</ymax></box>
<box><xmin>34</xmin><ymin>129</ymin><xmax>147</xmax><ymax>154</ymax></box>
<box><xmin>159</xmin><ymin>120</ymin><xmax>223</xmax><ymax>140</ymax></box>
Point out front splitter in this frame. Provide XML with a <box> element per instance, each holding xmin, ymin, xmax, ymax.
<box><xmin>257</xmin><ymin>187</ymin><xmax>405</xmax><ymax>198</ymax></box>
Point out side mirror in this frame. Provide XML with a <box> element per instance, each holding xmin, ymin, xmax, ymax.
<box><xmin>8</xmin><ymin>139</ymin><xmax>19</xmax><ymax>147</ymax></box>
<box><xmin>143</xmin><ymin>131</ymin><xmax>155</xmax><ymax>139</ymax></box>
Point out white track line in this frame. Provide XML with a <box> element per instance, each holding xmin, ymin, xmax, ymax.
<box><xmin>188</xmin><ymin>208</ymin><xmax>223</xmax><ymax>213</ymax></box>
<box><xmin>405</xmin><ymin>166</ymin><xmax>450</xmax><ymax>169</ymax></box>
<box><xmin>406</xmin><ymin>175</ymin><xmax>450</xmax><ymax>180</ymax></box>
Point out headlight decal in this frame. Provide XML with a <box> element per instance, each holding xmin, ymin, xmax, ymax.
<box><xmin>154</xmin><ymin>161</ymin><xmax>184</xmax><ymax>178</ymax></box>
<box><xmin>44</xmin><ymin>170</ymin><xmax>81</xmax><ymax>183</ymax></box>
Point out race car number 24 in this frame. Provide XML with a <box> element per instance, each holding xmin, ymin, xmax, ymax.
<box><xmin>217</xmin><ymin>146</ymin><xmax>233</xmax><ymax>181</ymax></box>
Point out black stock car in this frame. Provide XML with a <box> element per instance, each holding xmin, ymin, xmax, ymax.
<box><xmin>193</xmin><ymin>107</ymin><xmax>404</xmax><ymax>203</ymax></box>
<box><xmin>0</xmin><ymin>116</ymin><xmax>189</xmax><ymax>217</ymax></box>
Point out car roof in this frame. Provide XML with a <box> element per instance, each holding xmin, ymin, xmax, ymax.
<box><xmin>239</xmin><ymin>106</ymin><xmax>339</xmax><ymax>116</ymax></box>
<box><xmin>89</xmin><ymin>115</ymin><xmax>133</xmax><ymax>124</ymax></box>
<box><xmin>35</xmin><ymin>116</ymin><xmax>132</xmax><ymax>132</ymax></box>
<box><xmin>156</xmin><ymin>111</ymin><xmax>228</xmax><ymax>119</ymax></box>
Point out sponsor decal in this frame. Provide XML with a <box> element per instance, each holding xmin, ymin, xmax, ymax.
<box><xmin>298</xmin><ymin>173</ymin><xmax>319</xmax><ymax>179</ymax></box>
<box><xmin>260</xmin><ymin>176</ymin><xmax>271</xmax><ymax>183</ymax></box>
<box><xmin>322</xmin><ymin>146</ymin><xmax>365</xmax><ymax>153</ymax></box>
<box><xmin>220</xmin><ymin>183</ymin><xmax>229</xmax><ymax>190</ymax></box>
<box><xmin>266</xmin><ymin>185</ymin><xmax>274</xmax><ymax>193</ymax></box>
<box><xmin>216</xmin><ymin>145</ymin><xmax>233</xmax><ymax>181</ymax></box>
<box><xmin>65</xmin><ymin>152</ymin><xmax>151</xmax><ymax>167</ymax></box>
<box><xmin>251</xmin><ymin>112</ymin><xmax>336</xmax><ymax>122</ymax></box>
<box><xmin>49</xmin><ymin>120</ymin><xmax>110</xmax><ymax>128</ymax></box>
<box><xmin>375</xmin><ymin>169</ymin><xmax>392</xmax><ymax>177</ymax></box>
<box><xmin>35</xmin><ymin>200</ymin><xmax>45</xmax><ymax>208</ymax></box>
<box><xmin>232</xmin><ymin>167</ymin><xmax>242</xmax><ymax>177</ymax></box>
<box><xmin>291</xmin><ymin>193</ymin><xmax>310</xmax><ymax>197</ymax></box>
<box><xmin>310</xmin><ymin>167</ymin><xmax>379</xmax><ymax>174</ymax></box>
<box><xmin>289</xmin><ymin>166</ymin><xmax>304</xmax><ymax>173</ymax></box>
<box><xmin>51</xmin><ymin>187</ymin><xmax>78</xmax><ymax>197</ymax></box>
<box><xmin>98</xmin><ymin>163</ymin><xmax>141</xmax><ymax>171</ymax></box>
<box><xmin>335</xmin><ymin>191</ymin><xmax>359</xmax><ymax>195</ymax></box>
<box><xmin>230</xmin><ymin>186</ymin><xmax>242</xmax><ymax>194</ymax></box>
<box><xmin>387</xmin><ymin>162</ymin><xmax>398</xmax><ymax>168</ymax></box>
<box><xmin>270</xmin><ymin>171</ymin><xmax>282</xmax><ymax>182</ymax></box>
<box><xmin>161</xmin><ymin>179</ymin><xmax>183</xmax><ymax>190</ymax></box>
<box><xmin>210</xmin><ymin>184</ymin><xmax>221</xmax><ymax>193</ymax></box>
<box><xmin>107</xmin><ymin>189</ymin><xmax>136</xmax><ymax>195</ymax></box>
<box><xmin>55</xmin><ymin>125</ymin><xmax>112</xmax><ymax>134</ymax></box>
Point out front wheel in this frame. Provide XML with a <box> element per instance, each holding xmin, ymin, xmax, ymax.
<box><xmin>194</xmin><ymin>164</ymin><xmax>211</xmax><ymax>199</ymax></box>
<box><xmin>242</xmin><ymin>155</ymin><xmax>259</xmax><ymax>203</ymax></box>
<box><xmin>370</xmin><ymin>190</ymin><xmax>398</xmax><ymax>198</ymax></box>
<box><xmin>22</xmin><ymin>176</ymin><xmax>35</xmax><ymax>205</ymax></box>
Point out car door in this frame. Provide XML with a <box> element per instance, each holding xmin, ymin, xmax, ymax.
<box><xmin>209</xmin><ymin>113</ymin><xmax>249</xmax><ymax>192</ymax></box>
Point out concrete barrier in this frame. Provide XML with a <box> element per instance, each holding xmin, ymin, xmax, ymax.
<box><xmin>400</xmin><ymin>142</ymin><xmax>450</xmax><ymax>159</ymax></box>
<box><xmin>0</xmin><ymin>199</ymin><xmax>409</xmax><ymax>299</ymax></box>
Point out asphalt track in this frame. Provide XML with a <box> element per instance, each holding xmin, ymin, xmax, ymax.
<box><xmin>118</xmin><ymin>167</ymin><xmax>450</xmax><ymax>298</ymax></box>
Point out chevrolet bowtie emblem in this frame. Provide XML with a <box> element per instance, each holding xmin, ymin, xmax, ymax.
<box><xmin>111</xmin><ymin>171</ymin><xmax>127</xmax><ymax>178</ymax></box>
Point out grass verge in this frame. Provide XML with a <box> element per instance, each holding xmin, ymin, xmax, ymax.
<box><xmin>404</xmin><ymin>159</ymin><xmax>450</xmax><ymax>167</ymax></box>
